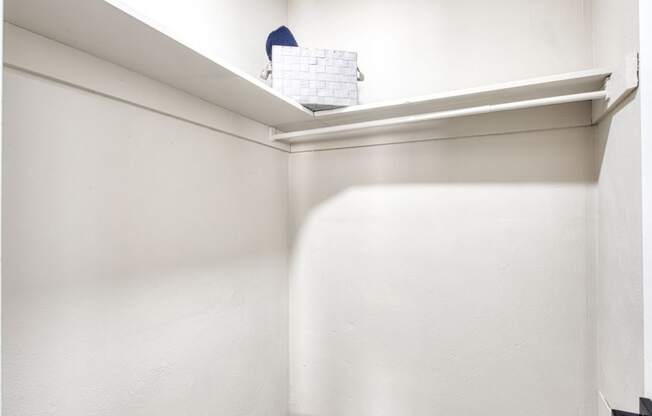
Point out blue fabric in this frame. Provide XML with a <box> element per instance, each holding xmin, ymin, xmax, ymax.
<box><xmin>266</xmin><ymin>26</ymin><xmax>298</xmax><ymax>60</ymax></box>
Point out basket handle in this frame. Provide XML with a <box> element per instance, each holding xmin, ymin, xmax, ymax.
<box><xmin>356</xmin><ymin>67</ymin><xmax>365</xmax><ymax>82</ymax></box>
<box><xmin>260</xmin><ymin>63</ymin><xmax>272</xmax><ymax>80</ymax></box>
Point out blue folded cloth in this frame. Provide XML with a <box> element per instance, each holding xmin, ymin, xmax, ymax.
<box><xmin>266</xmin><ymin>26</ymin><xmax>298</xmax><ymax>60</ymax></box>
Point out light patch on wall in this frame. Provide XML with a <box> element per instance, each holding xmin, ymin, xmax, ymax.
<box><xmin>290</xmin><ymin>180</ymin><xmax>593</xmax><ymax>416</ymax></box>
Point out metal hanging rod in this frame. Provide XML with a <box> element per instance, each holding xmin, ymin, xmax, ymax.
<box><xmin>271</xmin><ymin>90</ymin><xmax>607</xmax><ymax>142</ymax></box>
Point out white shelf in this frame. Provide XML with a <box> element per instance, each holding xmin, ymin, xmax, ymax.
<box><xmin>5</xmin><ymin>0</ymin><xmax>315</xmax><ymax>127</ymax></box>
<box><xmin>274</xmin><ymin>68</ymin><xmax>611</xmax><ymax>133</ymax></box>
<box><xmin>5</xmin><ymin>0</ymin><xmax>618</xmax><ymax>145</ymax></box>
<box><xmin>273</xmin><ymin>90</ymin><xmax>607</xmax><ymax>143</ymax></box>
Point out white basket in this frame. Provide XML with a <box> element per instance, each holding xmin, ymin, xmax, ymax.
<box><xmin>269</xmin><ymin>45</ymin><xmax>360</xmax><ymax>111</ymax></box>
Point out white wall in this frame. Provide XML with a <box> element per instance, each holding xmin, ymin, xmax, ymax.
<box><xmin>289</xmin><ymin>128</ymin><xmax>596</xmax><ymax>416</ymax></box>
<box><xmin>118</xmin><ymin>0</ymin><xmax>287</xmax><ymax>78</ymax></box>
<box><xmin>0</xmin><ymin>2</ymin><xmax>4</xmax><ymax>412</ymax></box>
<box><xmin>594</xmin><ymin>101</ymin><xmax>644</xmax><ymax>414</ymax></box>
<box><xmin>592</xmin><ymin>0</ymin><xmax>644</xmax><ymax>413</ymax></box>
<box><xmin>286</xmin><ymin>3</ymin><xmax>600</xmax><ymax>416</ymax></box>
<box><xmin>2</xmin><ymin>3</ymin><xmax>647</xmax><ymax>416</ymax></box>
<box><xmin>641</xmin><ymin>0</ymin><xmax>652</xmax><ymax>399</ymax></box>
<box><xmin>288</xmin><ymin>0</ymin><xmax>593</xmax><ymax>103</ymax></box>
<box><xmin>2</xmin><ymin>67</ymin><xmax>289</xmax><ymax>416</ymax></box>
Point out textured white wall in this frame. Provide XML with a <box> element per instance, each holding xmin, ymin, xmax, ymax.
<box><xmin>288</xmin><ymin>0</ymin><xmax>593</xmax><ymax>103</ymax></box>
<box><xmin>592</xmin><ymin>0</ymin><xmax>644</xmax><ymax>413</ymax></box>
<box><xmin>2</xmin><ymin>3</ymin><xmax>646</xmax><ymax>416</ymax></box>
<box><xmin>289</xmin><ymin>128</ymin><xmax>596</xmax><ymax>416</ymax></box>
<box><xmin>117</xmin><ymin>0</ymin><xmax>286</xmax><ymax>78</ymax></box>
<box><xmin>642</xmin><ymin>0</ymin><xmax>652</xmax><ymax>399</ymax></box>
<box><xmin>287</xmin><ymin>3</ymin><xmax>599</xmax><ymax>415</ymax></box>
<box><xmin>2</xmin><ymin>68</ymin><xmax>289</xmax><ymax>416</ymax></box>
<box><xmin>0</xmin><ymin>2</ymin><xmax>3</xmax><ymax>411</ymax></box>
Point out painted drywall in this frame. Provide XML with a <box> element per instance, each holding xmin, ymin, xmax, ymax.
<box><xmin>592</xmin><ymin>0</ymin><xmax>644</xmax><ymax>413</ymax></box>
<box><xmin>0</xmin><ymin>2</ymin><xmax>4</xmax><ymax>411</ymax></box>
<box><xmin>117</xmin><ymin>0</ymin><xmax>286</xmax><ymax>78</ymax></box>
<box><xmin>642</xmin><ymin>0</ymin><xmax>652</xmax><ymax>398</ymax></box>
<box><xmin>2</xmin><ymin>67</ymin><xmax>289</xmax><ymax>416</ymax></box>
<box><xmin>287</xmin><ymin>0</ymin><xmax>593</xmax><ymax>103</ymax></box>
<box><xmin>289</xmin><ymin>128</ymin><xmax>596</xmax><ymax>416</ymax></box>
<box><xmin>594</xmin><ymin>100</ymin><xmax>644</xmax><ymax>415</ymax></box>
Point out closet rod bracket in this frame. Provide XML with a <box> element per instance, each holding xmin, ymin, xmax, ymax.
<box><xmin>593</xmin><ymin>52</ymin><xmax>640</xmax><ymax>123</ymax></box>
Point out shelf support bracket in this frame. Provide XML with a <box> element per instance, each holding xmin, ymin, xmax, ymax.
<box><xmin>593</xmin><ymin>52</ymin><xmax>640</xmax><ymax>123</ymax></box>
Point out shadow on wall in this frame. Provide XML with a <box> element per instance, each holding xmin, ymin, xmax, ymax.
<box><xmin>594</xmin><ymin>91</ymin><xmax>637</xmax><ymax>176</ymax></box>
<box><xmin>287</xmin><ymin>126</ymin><xmax>597</xmax><ymax>416</ymax></box>
<box><xmin>290</xmin><ymin>126</ymin><xmax>597</xmax><ymax>231</ymax></box>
